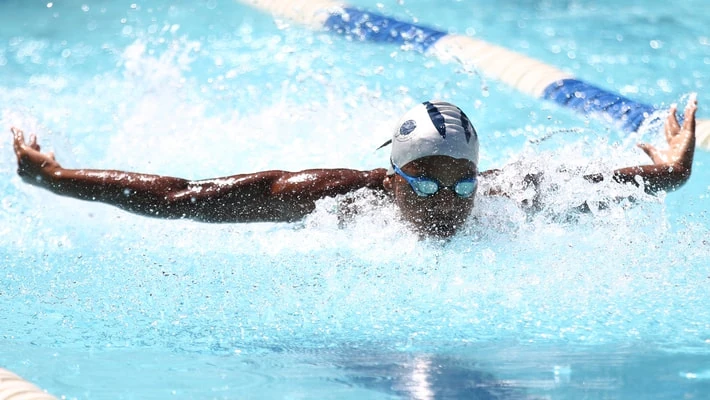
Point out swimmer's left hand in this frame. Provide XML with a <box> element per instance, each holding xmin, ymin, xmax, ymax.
<box><xmin>637</xmin><ymin>93</ymin><xmax>697</xmax><ymax>173</ymax></box>
<box><xmin>606</xmin><ymin>94</ymin><xmax>697</xmax><ymax>193</ymax></box>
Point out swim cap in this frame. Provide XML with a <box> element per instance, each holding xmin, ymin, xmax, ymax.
<box><xmin>385</xmin><ymin>101</ymin><xmax>478</xmax><ymax>174</ymax></box>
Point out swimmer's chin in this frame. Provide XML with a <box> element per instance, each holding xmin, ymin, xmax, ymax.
<box><xmin>415</xmin><ymin>222</ymin><xmax>461</xmax><ymax>239</ymax></box>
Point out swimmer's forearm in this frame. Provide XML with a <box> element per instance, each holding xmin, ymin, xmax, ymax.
<box><xmin>36</xmin><ymin>168</ymin><xmax>194</xmax><ymax>217</ymax></box>
<box><xmin>585</xmin><ymin>162</ymin><xmax>691</xmax><ymax>194</ymax></box>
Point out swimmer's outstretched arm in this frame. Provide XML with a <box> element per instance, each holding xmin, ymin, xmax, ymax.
<box><xmin>585</xmin><ymin>94</ymin><xmax>697</xmax><ymax>193</ymax></box>
<box><xmin>11</xmin><ymin>129</ymin><xmax>387</xmax><ymax>223</ymax></box>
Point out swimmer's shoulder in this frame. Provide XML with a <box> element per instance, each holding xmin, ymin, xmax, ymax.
<box><xmin>335</xmin><ymin>188</ymin><xmax>391</xmax><ymax>226</ymax></box>
<box><xmin>478</xmin><ymin>165</ymin><xmax>544</xmax><ymax>212</ymax></box>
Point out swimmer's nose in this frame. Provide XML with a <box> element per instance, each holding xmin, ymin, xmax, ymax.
<box><xmin>434</xmin><ymin>186</ymin><xmax>461</xmax><ymax>203</ymax></box>
<box><xmin>427</xmin><ymin>189</ymin><xmax>468</xmax><ymax>216</ymax></box>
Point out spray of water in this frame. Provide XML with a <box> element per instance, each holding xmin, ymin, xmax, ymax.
<box><xmin>1</xmin><ymin>29</ymin><xmax>709</xmax><ymax>359</ymax></box>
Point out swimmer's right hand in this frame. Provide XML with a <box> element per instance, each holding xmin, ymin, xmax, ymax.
<box><xmin>12</xmin><ymin>127</ymin><xmax>63</xmax><ymax>185</ymax></box>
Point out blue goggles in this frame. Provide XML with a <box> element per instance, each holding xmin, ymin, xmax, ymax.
<box><xmin>391</xmin><ymin>161</ymin><xmax>478</xmax><ymax>198</ymax></box>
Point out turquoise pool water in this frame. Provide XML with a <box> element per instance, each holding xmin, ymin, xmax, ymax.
<box><xmin>1</xmin><ymin>0</ymin><xmax>709</xmax><ymax>398</ymax></box>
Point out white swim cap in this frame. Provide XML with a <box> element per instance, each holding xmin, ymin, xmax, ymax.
<box><xmin>384</xmin><ymin>101</ymin><xmax>479</xmax><ymax>174</ymax></box>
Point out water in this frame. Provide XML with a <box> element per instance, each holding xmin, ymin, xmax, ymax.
<box><xmin>1</xmin><ymin>0</ymin><xmax>709</xmax><ymax>398</ymax></box>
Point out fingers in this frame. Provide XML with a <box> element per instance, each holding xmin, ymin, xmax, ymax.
<box><xmin>11</xmin><ymin>127</ymin><xmax>44</xmax><ymax>156</ymax></box>
<box><xmin>682</xmin><ymin>93</ymin><xmax>697</xmax><ymax>133</ymax></box>
<box><xmin>11</xmin><ymin>127</ymin><xmax>27</xmax><ymax>158</ymax></box>
<box><xmin>665</xmin><ymin>103</ymin><xmax>680</xmax><ymax>140</ymax></box>
<box><xmin>11</xmin><ymin>126</ymin><xmax>25</xmax><ymax>146</ymax></box>
<box><xmin>637</xmin><ymin>143</ymin><xmax>664</xmax><ymax>164</ymax></box>
<box><xmin>29</xmin><ymin>134</ymin><xmax>41</xmax><ymax>151</ymax></box>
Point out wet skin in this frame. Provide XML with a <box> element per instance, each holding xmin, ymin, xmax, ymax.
<box><xmin>10</xmin><ymin>96</ymin><xmax>697</xmax><ymax>237</ymax></box>
<box><xmin>383</xmin><ymin>156</ymin><xmax>477</xmax><ymax>238</ymax></box>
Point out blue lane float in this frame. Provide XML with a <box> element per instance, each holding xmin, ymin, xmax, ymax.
<box><xmin>542</xmin><ymin>79</ymin><xmax>658</xmax><ymax>133</ymax></box>
<box><xmin>324</xmin><ymin>7</ymin><xmax>447</xmax><ymax>52</ymax></box>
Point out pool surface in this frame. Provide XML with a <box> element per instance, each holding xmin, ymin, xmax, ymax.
<box><xmin>1</xmin><ymin>0</ymin><xmax>709</xmax><ymax>398</ymax></box>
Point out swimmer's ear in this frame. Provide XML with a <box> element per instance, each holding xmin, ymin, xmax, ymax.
<box><xmin>383</xmin><ymin>175</ymin><xmax>394</xmax><ymax>192</ymax></box>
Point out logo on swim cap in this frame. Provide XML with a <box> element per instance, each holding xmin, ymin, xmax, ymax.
<box><xmin>399</xmin><ymin>119</ymin><xmax>417</xmax><ymax>136</ymax></box>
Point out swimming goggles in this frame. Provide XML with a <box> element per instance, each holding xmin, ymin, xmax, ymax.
<box><xmin>391</xmin><ymin>161</ymin><xmax>478</xmax><ymax>198</ymax></box>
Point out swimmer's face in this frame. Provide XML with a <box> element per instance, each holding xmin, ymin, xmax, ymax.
<box><xmin>384</xmin><ymin>155</ymin><xmax>477</xmax><ymax>238</ymax></box>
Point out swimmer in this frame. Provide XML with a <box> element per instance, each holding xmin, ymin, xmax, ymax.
<box><xmin>11</xmin><ymin>96</ymin><xmax>698</xmax><ymax>238</ymax></box>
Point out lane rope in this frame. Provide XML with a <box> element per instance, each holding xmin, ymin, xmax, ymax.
<box><xmin>240</xmin><ymin>0</ymin><xmax>709</xmax><ymax>149</ymax></box>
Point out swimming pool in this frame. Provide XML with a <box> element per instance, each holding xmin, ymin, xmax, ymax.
<box><xmin>1</xmin><ymin>0</ymin><xmax>709</xmax><ymax>398</ymax></box>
